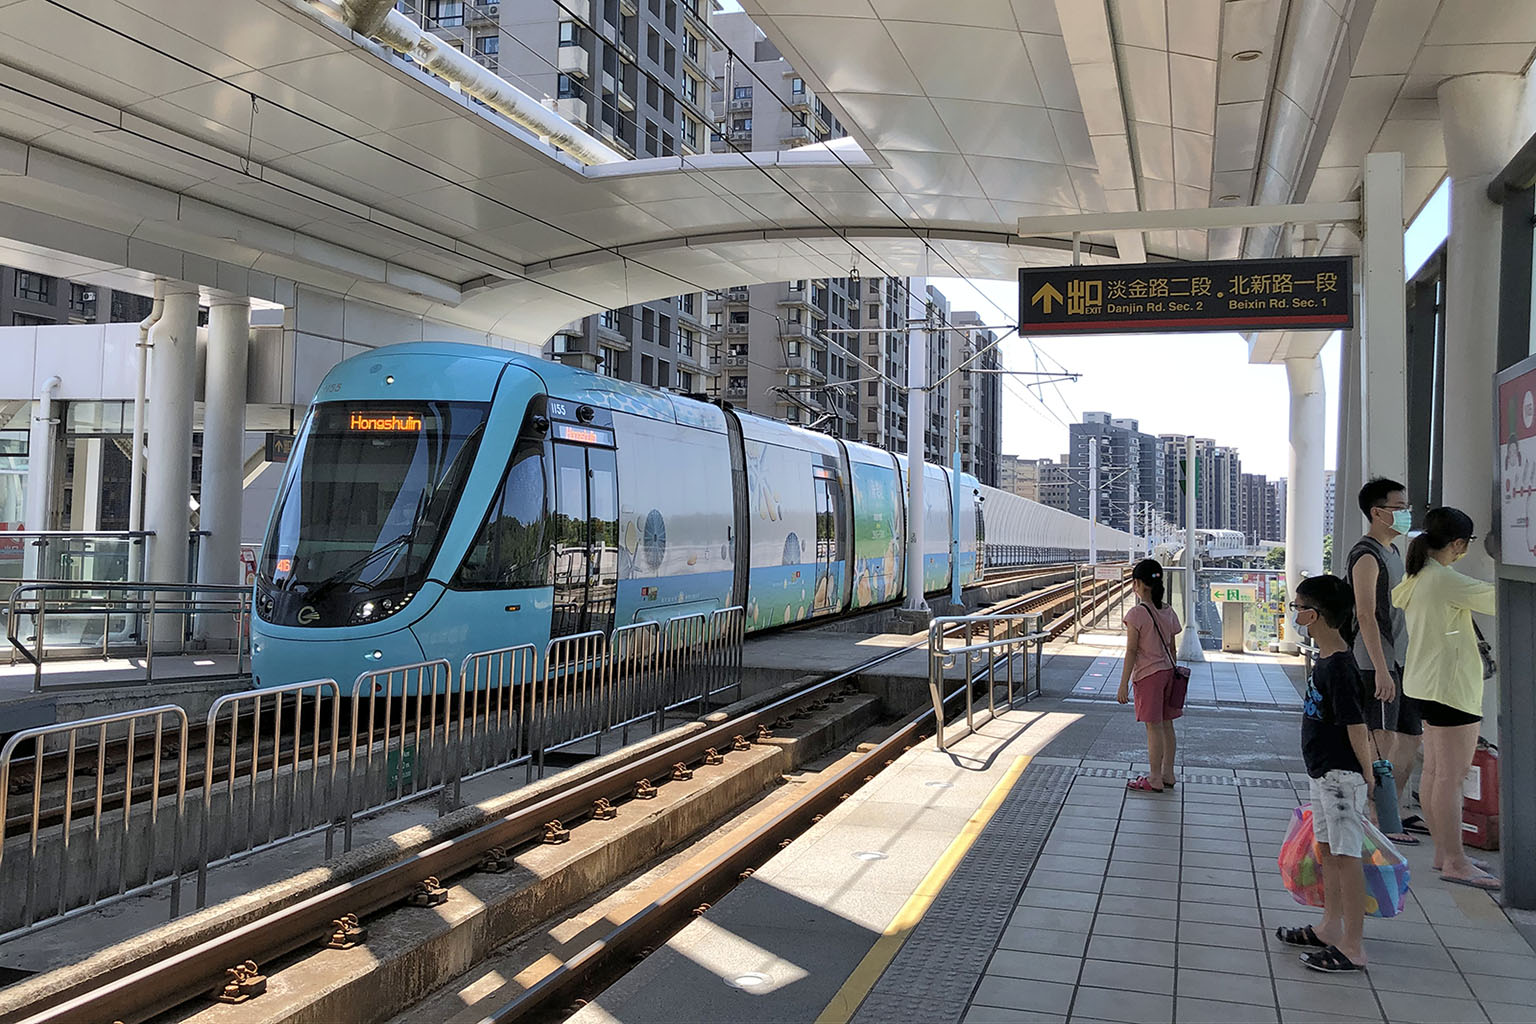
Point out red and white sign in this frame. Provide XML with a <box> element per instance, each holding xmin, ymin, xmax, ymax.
<box><xmin>1497</xmin><ymin>359</ymin><xmax>1536</xmax><ymax>568</ymax></box>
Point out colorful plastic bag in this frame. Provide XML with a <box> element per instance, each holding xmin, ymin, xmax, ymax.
<box><xmin>1277</xmin><ymin>806</ymin><xmax>1411</xmax><ymax>918</ymax></box>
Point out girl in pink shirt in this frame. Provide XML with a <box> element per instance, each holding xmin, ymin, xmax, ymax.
<box><xmin>1117</xmin><ymin>558</ymin><xmax>1184</xmax><ymax>793</ymax></box>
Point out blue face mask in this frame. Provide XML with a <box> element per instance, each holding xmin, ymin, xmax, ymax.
<box><xmin>1391</xmin><ymin>509</ymin><xmax>1413</xmax><ymax>535</ymax></box>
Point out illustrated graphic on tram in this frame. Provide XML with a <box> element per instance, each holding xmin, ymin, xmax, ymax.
<box><xmin>250</xmin><ymin>345</ymin><xmax>1135</xmax><ymax>692</ymax></box>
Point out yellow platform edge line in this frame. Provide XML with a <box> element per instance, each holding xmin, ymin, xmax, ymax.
<box><xmin>813</xmin><ymin>753</ymin><xmax>1034</xmax><ymax>1024</ymax></box>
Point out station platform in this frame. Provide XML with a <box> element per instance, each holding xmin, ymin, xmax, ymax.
<box><xmin>572</xmin><ymin>641</ymin><xmax>1532</xmax><ymax>1024</ymax></box>
<box><xmin>0</xmin><ymin>653</ymin><xmax>249</xmax><ymax>729</ymax></box>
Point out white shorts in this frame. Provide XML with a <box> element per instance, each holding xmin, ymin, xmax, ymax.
<box><xmin>1309</xmin><ymin>770</ymin><xmax>1368</xmax><ymax>859</ymax></box>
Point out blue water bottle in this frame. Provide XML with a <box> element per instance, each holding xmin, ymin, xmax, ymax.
<box><xmin>1373</xmin><ymin>757</ymin><xmax>1402</xmax><ymax>836</ymax></box>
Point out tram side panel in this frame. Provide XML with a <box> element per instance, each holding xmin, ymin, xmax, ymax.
<box><xmin>843</xmin><ymin>441</ymin><xmax>905</xmax><ymax>610</ymax></box>
<box><xmin>609</xmin><ymin>407</ymin><xmax>737</xmax><ymax>628</ymax></box>
<box><xmin>738</xmin><ymin>417</ymin><xmax>847</xmax><ymax>630</ymax></box>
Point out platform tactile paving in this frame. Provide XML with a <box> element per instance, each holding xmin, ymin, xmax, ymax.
<box><xmin>849</xmin><ymin>762</ymin><xmax>1076</xmax><ymax>1024</ymax></box>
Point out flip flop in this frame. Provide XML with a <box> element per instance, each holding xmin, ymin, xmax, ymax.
<box><xmin>1301</xmin><ymin>945</ymin><xmax>1365</xmax><ymax>973</ymax></box>
<box><xmin>1401</xmin><ymin>814</ymin><xmax>1431</xmax><ymax>835</ymax></box>
<box><xmin>1275</xmin><ymin>924</ymin><xmax>1326</xmax><ymax>948</ymax></box>
<box><xmin>1441</xmin><ymin>872</ymin><xmax>1502</xmax><ymax>891</ymax></box>
<box><xmin>1434</xmin><ymin>857</ymin><xmax>1492</xmax><ymax>872</ymax></box>
<box><xmin>1126</xmin><ymin>776</ymin><xmax>1165</xmax><ymax>793</ymax></box>
<box><xmin>1385</xmin><ymin>832</ymin><xmax>1420</xmax><ymax>845</ymax></box>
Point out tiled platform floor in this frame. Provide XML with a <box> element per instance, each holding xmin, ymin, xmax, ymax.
<box><xmin>1065</xmin><ymin>642</ymin><xmax>1305</xmax><ymax>710</ymax></box>
<box><xmin>962</xmin><ymin>767</ymin><xmax>1531</xmax><ymax>1024</ymax></box>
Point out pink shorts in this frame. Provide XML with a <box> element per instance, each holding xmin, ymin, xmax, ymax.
<box><xmin>1133</xmin><ymin>668</ymin><xmax>1184</xmax><ymax>724</ymax></box>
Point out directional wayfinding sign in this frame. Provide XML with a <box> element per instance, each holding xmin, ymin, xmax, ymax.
<box><xmin>1019</xmin><ymin>256</ymin><xmax>1353</xmax><ymax>335</ymax></box>
<box><xmin>1210</xmin><ymin>584</ymin><xmax>1259</xmax><ymax>603</ymax></box>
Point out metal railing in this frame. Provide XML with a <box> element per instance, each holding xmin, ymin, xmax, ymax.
<box><xmin>927</xmin><ymin>612</ymin><xmax>1046</xmax><ymax>751</ymax></box>
<box><xmin>6</xmin><ymin>581</ymin><xmax>252</xmax><ymax>691</ymax></box>
<box><xmin>1</xmin><ymin>605</ymin><xmax>748</xmax><ymax>933</ymax></box>
<box><xmin>197</xmin><ymin>680</ymin><xmax>341</xmax><ymax>907</ymax></box>
<box><xmin>0</xmin><ymin>706</ymin><xmax>189</xmax><ymax>940</ymax></box>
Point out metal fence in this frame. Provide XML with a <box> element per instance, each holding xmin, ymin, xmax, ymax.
<box><xmin>927</xmin><ymin>612</ymin><xmax>1047</xmax><ymax>751</ymax></box>
<box><xmin>197</xmin><ymin>680</ymin><xmax>340</xmax><ymax>907</ymax></box>
<box><xmin>6</xmin><ymin>581</ymin><xmax>252</xmax><ymax>691</ymax></box>
<box><xmin>1</xmin><ymin>605</ymin><xmax>749</xmax><ymax>933</ymax></box>
<box><xmin>0</xmin><ymin>706</ymin><xmax>189</xmax><ymax>940</ymax></box>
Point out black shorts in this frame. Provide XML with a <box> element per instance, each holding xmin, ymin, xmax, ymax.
<box><xmin>1360</xmin><ymin>669</ymin><xmax>1422</xmax><ymax>736</ymax></box>
<box><xmin>1416</xmin><ymin>698</ymin><xmax>1482</xmax><ymax>728</ymax></box>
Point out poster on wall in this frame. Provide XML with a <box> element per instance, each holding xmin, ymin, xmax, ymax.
<box><xmin>1497</xmin><ymin>353</ymin><xmax>1536</xmax><ymax>569</ymax></box>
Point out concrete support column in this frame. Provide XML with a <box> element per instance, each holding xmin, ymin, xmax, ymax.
<box><xmin>21</xmin><ymin>376</ymin><xmax>61</xmax><ymax>579</ymax></box>
<box><xmin>1439</xmin><ymin>73</ymin><xmax>1523</xmax><ymax>583</ymax></box>
<box><xmin>1334</xmin><ymin>320</ymin><xmax>1364</xmax><ymax>576</ymax></box>
<box><xmin>144</xmin><ymin>281</ymin><xmax>200</xmax><ymax>586</ymax></box>
<box><xmin>1360</xmin><ymin>152</ymin><xmax>1409</xmax><ymax>485</ymax></box>
<box><xmin>197</xmin><ymin>295</ymin><xmax>251</xmax><ymax>641</ymax></box>
<box><xmin>1285</xmin><ymin>356</ymin><xmax>1326</xmax><ymax>651</ymax></box>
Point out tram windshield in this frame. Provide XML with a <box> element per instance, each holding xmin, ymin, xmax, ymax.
<box><xmin>259</xmin><ymin>401</ymin><xmax>488</xmax><ymax>619</ymax></box>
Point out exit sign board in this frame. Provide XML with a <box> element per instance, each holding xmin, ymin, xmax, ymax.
<box><xmin>1210</xmin><ymin>584</ymin><xmax>1259</xmax><ymax>603</ymax></box>
<box><xmin>1019</xmin><ymin>257</ymin><xmax>1353</xmax><ymax>335</ymax></box>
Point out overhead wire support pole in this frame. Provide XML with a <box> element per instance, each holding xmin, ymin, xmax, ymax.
<box><xmin>951</xmin><ymin>409</ymin><xmax>962</xmax><ymax>611</ymax></box>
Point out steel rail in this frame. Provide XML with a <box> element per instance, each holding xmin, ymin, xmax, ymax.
<box><xmin>6</xmin><ymin>632</ymin><xmax>940</xmax><ymax>1024</ymax></box>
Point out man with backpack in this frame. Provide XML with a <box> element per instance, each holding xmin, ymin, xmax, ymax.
<box><xmin>1347</xmin><ymin>477</ymin><xmax>1420</xmax><ymax>843</ymax></box>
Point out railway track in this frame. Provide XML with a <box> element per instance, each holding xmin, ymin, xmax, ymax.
<box><xmin>3</xmin><ymin>562</ymin><xmax>1104</xmax><ymax>840</ymax></box>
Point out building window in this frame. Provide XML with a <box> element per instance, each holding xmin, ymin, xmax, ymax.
<box><xmin>685</xmin><ymin>31</ymin><xmax>701</xmax><ymax>63</ymax></box>
<box><xmin>14</xmin><ymin>272</ymin><xmax>51</xmax><ymax>303</ymax></box>
<box><xmin>644</xmin><ymin>119</ymin><xmax>659</xmax><ymax>156</ymax></box>
<box><xmin>646</xmin><ymin>76</ymin><xmax>660</xmax><ymax>107</ymax></box>
<box><xmin>426</xmin><ymin>0</ymin><xmax>463</xmax><ymax>26</ymax></box>
<box><xmin>646</xmin><ymin>27</ymin><xmax>660</xmax><ymax>62</ymax></box>
<box><xmin>663</xmin><ymin>42</ymin><xmax>675</xmax><ymax>76</ymax></box>
<box><xmin>682</xmin><ymin>117</ymin><xmax>701</xmax><ymax>150</ymax></box>
<box><xmin>665</xmin><ymin>0</ymin><xmax>677</xmax><ymax>30</ymax></box>
<box><xmin>557</xmin><ymin>74</ymin><xmax>577</xmax><ymax>98</ymax></box>
<box><xmin>598</xmin><ymin>309</ymin><xmax>617</xmax><ymax>331</ymax></box>
<box><xmin>789</xmin><ymin>279</ymin><xmax>804</xmax><ymax>292</ymax></box>
<box><xmin>641</xmin><ymin>308</ymin><xmax>655</xmax><ymax>341</ymax></box>
<box><xmin>661</xmin><ymin>132</ymin><xmax>675</xmax><ymax>156</ymax></box>
<box><xmin>679</xmin><ymin>328</ymin><xmax>696</xmax><ymax>356</ymax></box>
<box><xmin>786</xmin><ymin>339</ymin><xmax>800</xmax><ymax>356</ymax></box>
<box><xmin>729</xmin><ymin>375</ymin><xmax>747</xmax><ymax>390</ymax></box>
<box><xmin>658</xmin><ymin>314</ymin><xmax>672</xmax><ymax>345</ymax></box>
<box><xmin>732</xmin><ymin>117</ymin><xmax>751</xmax><ymax>132</ymax></box>
<box><xmin>733</xmin><ymin>85</ymin><xmax>753</xmax><ymax>100</ymax></box>
<box><xmin>558</xmin><ymin>21</ymin><xmax>581</xmax><ymax>46</ymax></box>
<box><xmin>681</xmin><ymin>74</ymin><xmax>699</xmax><ymax>105</ymax></box>
<box><xmin>791</xmin><ymin>77</ymin><xmax>805</xmax><ymax>95</ymax></box>
<box><xmin>658</xmin><ymin>360</ymin><xmax>672</xmax><ymax>388</ymax></box>
<box><xmin>787</xmin><ymin>307</ymin><xmax>802</xmax><ymax>323</ymax></box>
<box><xmin>12</xmin><ymin>311</ymin><xmax>52</xmax><ymax>326</ymax></box>
<box><xmin>474</xmin><ymin>35</ymin><xmax>498</xmax><ymax>55</ymax></box>
<box><xmin>69</xmin><ymin>283</ymin><xmax>97</xmax><ymax>320</ymax></box>
<box><xmin>678</xmin><ymin>370</ymin><xmax>692</xmax><ymax>392</ymax></box>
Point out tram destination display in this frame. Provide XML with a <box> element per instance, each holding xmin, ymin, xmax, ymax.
<box><xmin>1019</xmin><ymin>256</ymin><xmax>1353</xmax><ymax>335</ymax></box>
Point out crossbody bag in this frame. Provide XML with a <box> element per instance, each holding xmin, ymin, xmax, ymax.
<box><xmin>1143</xmin><ymin>604</ymin><xmax>1191</xmax><ymax>710</ymax></box>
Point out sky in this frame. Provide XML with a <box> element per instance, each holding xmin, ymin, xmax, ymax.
<box><xmin>929</xmin><ymin>179</ymin><xmax>1452</xmax><ymax>481</ymax></box>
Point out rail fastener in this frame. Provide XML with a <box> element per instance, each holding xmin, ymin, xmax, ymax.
<box><xmin>755</xmin><ymin>724</ymin><xmax>773</xmax><ymax>742</ymax></box>
<box><xmin>592</xmin><ymin>797</ymin><xmax>618</xmax><ymax>820</ymax></box>
<box><xmin>213</xmin><ymin>960</ymin><xmax>266</xmax><ymax>1004</ymax></box>
<box><xmin>670</xmin><ymin>762</ymin><xmax>693</xmax><ymax>781</ymax></box>
<box><xmin>634</xmin><ymin>779</ymin><xmax>658</xmax><ymax>800</ymax></box>
<box><xmin>542</xmin><ymin>820</ymin><xmax>571</xmax><ymax>844</ymax></box>
<box><xmin>479</xmin><ymin>846</ymin><xmax>512</xmax><ymax>873</ymax></box>
<box><xmin>325</xmin><ymin>914</ymin><xmax>367</xmax><ymax>950</ymax></box>
<box><xmin>703</xmin><ymin>748</ymin><xmax>723</xmax><ymax>766</ymax></box>
<box><xmin>407</xmin><ymin>877</ymin><xmax>449</xmax><ymax>907</ymax></box>
<box><xmin>732</xmin><ymin>734</ymin><xmax>751</xmax><ymax>751</ymax></box>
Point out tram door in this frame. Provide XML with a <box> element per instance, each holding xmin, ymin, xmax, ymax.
<box><xmin>811</xmin><ymin>467</ymin><xmax>841</xmax><ymax>613</ymax></box>
<box><xmin>550</xmin><ymin>442</ymin><xmax>619</xmax><ymax>638</ymax></box>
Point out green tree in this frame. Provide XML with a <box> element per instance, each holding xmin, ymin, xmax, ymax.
<box><xmin>1265</xmin><ymin>545</ymin><xmax>1286</xmax><ymax>569</ymax></box>
<box><xmin>1322</xmin><ymin>534</ymin><xmax>1333</xmax><ymax>570</ymax></box>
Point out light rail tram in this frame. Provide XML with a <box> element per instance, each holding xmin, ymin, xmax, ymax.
<box><xmin>250</xmin><ymin>344</ymin><xmax>1133</xmax><ymax>690</ymax></box>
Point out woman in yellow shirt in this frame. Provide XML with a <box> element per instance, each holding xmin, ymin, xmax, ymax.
<box><xmin>1391</xmin><ymin>507</ymin><xmax>1497</xmax><ymax>890</ymax></box>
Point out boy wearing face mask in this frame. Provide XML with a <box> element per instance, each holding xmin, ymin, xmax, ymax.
<box><xmin>1346</xmin><ymin>478</ymin><xmax>1419</xmax><ymax>841</ymax></box>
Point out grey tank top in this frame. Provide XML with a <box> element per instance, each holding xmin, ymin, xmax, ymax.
<box><xmin>1348</xmin><ymin>535</ymin><xmax>1407</xmax><ymax>672</ymax></box>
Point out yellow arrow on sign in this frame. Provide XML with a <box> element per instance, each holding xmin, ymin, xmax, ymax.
<box><xmin>1031</xmin><ymin>283</ymin><xmax>1064</xmax><ymax>313</ymax></box>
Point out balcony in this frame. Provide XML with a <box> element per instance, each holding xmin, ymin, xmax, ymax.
<box><xmin>619</xmin><ymin>0</ymin><xmax>637</xmax><ymax>13</ymax></box>
<box><xmin>778</xmin><ymin>292</ymin><xmax>810</xmax><ymax>308</ymax></box>
<box><xmin>557</xmin><ymin>46</ymin><xmax>589</xmax><ymax>76</ymax></box>
<box><xmin>783</xmin><ymin>351</ymin><xmax>825</xmax><ymax>378</ymax></box>
<box><xmin>564</xmin><ymin>0</ymin><xmax>590</xmax><ymax>20</ymax></box>
<box><xmin>781</xmin><ymin>124</ymin><xmax>812</xmax><ymax>145</ymax></box>
<box><xmin>616</xmin><ymin>84</ymin><xmax>635</xmax><ymax>112</ymax></box>
<box><xmin>778</xmin><ymin>321</ymin><xmax>810</xmax><ymax>339</ymax></box>
<box><xmin>724</xmin><ymin>287</ymin><xmax>749</xmax><ymax>302</ymax></box>
<box><xmin>728</xmin><ymin>127</ymin><xmax>752</xmax><ymax>144</ymax></box>
<box><xmin>552</xmin><ymin>97</ymin><xmax>587</xmax><ymax>124</ymax></box>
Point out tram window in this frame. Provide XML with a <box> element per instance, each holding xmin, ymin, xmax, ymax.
<box><xmin>455</xmin><ymin>442</ymin><xmax>548</xmax><ymax>588</ymax></box>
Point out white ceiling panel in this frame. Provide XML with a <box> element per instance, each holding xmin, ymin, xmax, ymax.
<box><xmin>1118</xmin><ymin>45</ymin><xmax>1173</xmax><ymax>126</ymax></box>
<box><xmin>1352</xmin><ymin>1</ymin><xmax>1441</xmax><ymax>76</ymax></box>
<box><xmin>1373</xmin><ymin>118</ymin><xmax>1447</xmax><ymax>167</ymax></box>
<box><xmin>1170</xmin><ymin>54</ymin><xmax>1218</xmax><ymax>133</ymax></box>
<box><xmin>1411</xmin><ymin>43</ymin><xmax>1536</xmax><ymax>76</ymax></box>
<box><xmin>1173</xmin><ymin>129</ymin><xmax>1214</xmax><ymax>186</ymax></box>
<box><xmin>1048</xmin><ymin>107</ymin><xmax>1098</xmax><ymax>168</ymax></box>
<box><xmin>967</xmin><ymin>155</ymin><xmax>1077</xmax><ymax>205</ymax></box>
<box><xmin>1133</xmin><ymin>122</ymin><xmax>1176</xmax><ymax>181</ymax></box>
<box><xmin>1022</xmin><ymin>32</ymin><xmax>1083</xmax><ymax>111</ymax></box>
<box><xmin>1213</xmin><ymin>100</ymin><xmax>1263</xmax><ymax>171</ymax></box>
<box><xmin>879</xmin><ymin>152</ymin><xmax>988</xmax><ymax>198</ymax></box>
<box><xmin>931</xmin><ymin>100</ymin><xmax>1064</xmax><ymax>163</ymax></box>
<box><xmin>869</xmin><ymin>0</ymin><xmax>1016</xmax><ymax>30</ymax></box>
<box><xmin>1010</xmin><ymin>0</ymin><xmax>1064</xmax><ymax>35</ymax></box>
<box><xmin>883</xmin><ymin>22</ymin><xmax>1044</xmax><ymax>105</ymax></box>
<box><xmin>767</xmin><ymin>15</ymin><xmax>923</xmax><ymax>95</ymax></box>
<box><xmin>1425</xmin><ymin>0</ymin><xmax>1536</xmax><ymax>46</ymax></box>
<box><xmin>1169</xmin><ymin>0</ymin><xmax>1223</xmax><ymax>59</ymax></box>
<box><xmin>834</xmin><ymin>93</ymin><xmax>957</xmax><ymax>153</ymax></box>
<box><xmin>1112</xmin><ymin>0</ymin><xmax>1168</xmax><ymax>51</ymax></box>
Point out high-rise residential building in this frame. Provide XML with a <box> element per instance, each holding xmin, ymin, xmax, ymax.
<box><xmin>1</xmin><ymin>268</ymin><xmax>154</xmax><ymax>328</ymax></box>
<box><xmin>948</xmin><ymin>311</ymin><xmax>1001</xmax><ymax>487</ymax></box>
<box><xmin>508</xmin><ymin>0</ymin><xmax>713</xmax><ymax>390</ymax></box>
<box><xmin>997</xmin><ymin>456</ymin><xmax>1038</xmax><ymax>500</ymax></box>
<box><xmin>1211</xmin><ymin>445</ymin><xmax>1243</xmax><ymax>532</ymax></box>
<box><xmin>396</xmin><ymin>1</ymin><xmax>503</xmax><ymax>73</ymax></box>
<box><xmin>1242</xmin><ymin>472</ymin><xmax>1270</xmax><ymax>545</ymax></box>
<box><xmin>1068</xmin><ymin>413</ymin><xmax>1161</xmax><ymax>532</ymax></box>
<box><xmin>1268</xmin><ymin>478</ymin><xmax>1288</xmax><ymax>542</ymax></box>
<box><xmin>1039</xmin><ymin>459</ymin><xmax>1072</xmax><ymax>511</ymax></box>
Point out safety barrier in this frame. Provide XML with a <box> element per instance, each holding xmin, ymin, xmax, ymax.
<box><xmin>344</xmin><ymin>659</ymin><xmax>455</xmax><ymax>850</ymax></box>
<box><xmin>1</xmin><ymin>605</ymin><xmax>749</xmax><ymax>930</ymax></box>
<box><xmin>0</xmin><ymin>706</ymin><xmax>188</xmax><ymax>940</ymax></box>
<box><xmin>5</xmin><ymin>581</ymin><xmax>252</xmax><ymax>691</ymax></box>
<box><xmin>927</xmin><ymin>612</ymin><xmax>1047</xmax><ymax>751</ymax></box>
<box><xmin>197</xmin><ymin>680</ymin><xmax>340</xmax><ymax>907</ymax></box>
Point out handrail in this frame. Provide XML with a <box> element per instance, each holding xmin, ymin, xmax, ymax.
<box><xmin>927</xmin><ymin>611</ymin><xmax>1048</xmax><ymax>751</ymax></box>
<box><xmin>0</xmin><ymin>530</ymin><xmax>156</xmax><ymax>540</ymax></box>
<box><xmin>6</xmin><ymin>581</ymin><xmax>252</xmax><ymax>691</ymax></box>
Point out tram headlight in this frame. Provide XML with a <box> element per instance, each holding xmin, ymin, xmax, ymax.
<box><xmin>350</xmin><ymin>591</ymin><xmax>414</xmax><ymax>624</ymax></box>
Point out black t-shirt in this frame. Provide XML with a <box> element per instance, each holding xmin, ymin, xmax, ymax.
<box><xmin>1302</xmin><ymin>651</ymin><xmax>1368</xmax><ymax>779</ymax></box>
